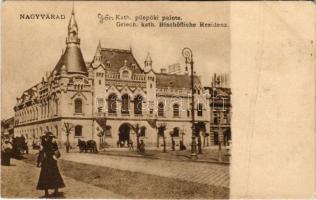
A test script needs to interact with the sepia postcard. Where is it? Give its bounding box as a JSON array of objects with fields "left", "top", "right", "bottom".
[{"left": 1, "top": 1, "right": 315, "bottom": 199}]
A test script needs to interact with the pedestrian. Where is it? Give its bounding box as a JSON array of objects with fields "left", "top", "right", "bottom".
[
  {"left": 171, "top": 139, "right": 175, "bottom": 151},
  {"left": 37, "top": 136, "right": 44, "bottom": 167},
  {"left": 129, "top": 140, "right": 134, "bottom": 151},
  {"left": 116, "top": 140, "right": 120, "bottom": 148},
  {"left": 36, "top": 132, "right": 65, "bottom": 197},
  {"left": 179, "top": 140, "right": 186, "bottom": 151},
  {"left": 1, "top": 140, "right": 13, "bottom": 166},
  {"left": 139, "top": 139, "right": 145, "bottom": 154}
]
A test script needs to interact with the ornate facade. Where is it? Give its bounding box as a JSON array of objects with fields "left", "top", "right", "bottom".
[{"left": 13, "top": 11, "right": 213, "bottom": 149}]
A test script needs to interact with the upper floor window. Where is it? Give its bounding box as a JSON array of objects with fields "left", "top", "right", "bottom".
[
  {"left": 122, "top": 70, "right": 129, "bottom": 79},
  {"left": 74, "top": 98, "right": 83, "bottom": 113},
  {"left": 197, "top": 103, "right": 203, "bottom": 116},
  {"left": 108, "top": 94, "right": 117, "bottom": 114},
  {"left": 173, "top": 104, "right": 180, "bottom": 117},
  {"left": 158, "top": 102, "right": 164, "bottom": 117},
  {"left": 121, "top": 94, "right": 130, "bottom": 114},
  {"left": 75, "top": 125, "right": 82, "bottom": 137},
  {"left": 106, "top": 61, "right": 111, "bottom": 68},
  {"left": 97, "top": 98, "right": 104, "bottom": 113},
  {"left": 134, "top": 95, "right": 143, "bottom": 115}
]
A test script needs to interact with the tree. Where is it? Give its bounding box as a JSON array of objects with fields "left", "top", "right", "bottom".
[
  {"left": 62, "top": 122, "right": 74, "bottom": 153},
  {"left": 97, "top": 128, "right": 105, "bottom": 150},
  {"left": 169, "top": 131, "right": 175, "bottom": 151}
]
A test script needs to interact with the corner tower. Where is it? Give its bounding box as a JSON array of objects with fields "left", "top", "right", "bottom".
[{"left": 54, "top": 9, "right": 87, "bottom": 75}]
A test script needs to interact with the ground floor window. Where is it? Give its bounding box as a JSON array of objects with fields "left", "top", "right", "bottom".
[{"left": 75, "top": 125, "right": 82, "bottom": 137}]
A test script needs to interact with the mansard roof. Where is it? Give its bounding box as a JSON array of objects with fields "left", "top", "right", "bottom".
[
  {"left": 54, "top": 46, "right": 87, "bottom": 75},
  {"left": 98, "top": 48, "right": 143, "bottom": 73},
  {"left": 156, "top": 73, "right": 201, "bottom": 89}
]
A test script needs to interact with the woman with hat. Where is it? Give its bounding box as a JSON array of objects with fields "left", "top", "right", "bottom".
[{"left": 36, "top": 132, "right": 65, "bottom": 197}]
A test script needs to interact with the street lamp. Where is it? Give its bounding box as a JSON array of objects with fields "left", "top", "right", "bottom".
[{"left": 182, "top": 47, "right": 197, "bottom": 160}]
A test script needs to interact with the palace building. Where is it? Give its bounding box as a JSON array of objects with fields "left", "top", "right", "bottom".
[{"left": 13, "top": 10, "right": 215, "bottom": 149}]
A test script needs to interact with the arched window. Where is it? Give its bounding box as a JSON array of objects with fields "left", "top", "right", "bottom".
[
  {"left": 158, "top": 102, "right": 164, "bottom": 117},
  {"left": 134, "top": 95, "right": 143, "bottom": 115},
  {"left": 75, "top": 125, "right": 82, "bottom": 137},
  {"left": 173, "top": 127, "right": 180, "bottom": 137},
  {"left": 197, "top": 103, "right": 203, "bottom": 116},
  {"left": 74, "top": 99, "right": 83, "bottom": 113},
  {"left": 108, "top": 94, "right": 117, "bottom": 114},
  {"left": 173, "top": 104, "right": 180, "bottom": 117},
  {"left": 122, "top": 70, "right": 129, "bottom": 79},
  {"left": 121, "top": 94, "right": 130, "bottom": 114}
]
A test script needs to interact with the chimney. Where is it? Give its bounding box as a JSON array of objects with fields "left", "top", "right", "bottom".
[{"left": 160, "top": 68, "right": 167, "bottom": 73}]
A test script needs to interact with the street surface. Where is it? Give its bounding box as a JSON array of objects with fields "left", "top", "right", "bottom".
[
  {"left": 62, "top": 152, "right": 229, "bottom": 188},
  {"left": 1, "top": 159, "right": 124, "bottom": 198}
]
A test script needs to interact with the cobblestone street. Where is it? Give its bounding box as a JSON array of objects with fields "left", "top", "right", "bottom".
[{"left": 62, "top": 152, "right": 229, "bottom": 188}]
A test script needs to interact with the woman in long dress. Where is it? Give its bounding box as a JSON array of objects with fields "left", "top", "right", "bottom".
[{"left": 36, "top": 132, "right": 65, "bottom": 197}]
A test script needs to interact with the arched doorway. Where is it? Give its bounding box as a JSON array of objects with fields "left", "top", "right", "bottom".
[{"left": 118, "top": 123, "right": 131, "bottom": 147}]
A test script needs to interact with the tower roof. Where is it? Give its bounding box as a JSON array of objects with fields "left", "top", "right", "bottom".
[
  {"left": 54, "top": 9, "right": 87, "bottom": 75},
  {"left": 145, "top": 52, "right": 152, "bottom": 62},
  {"left": 54, "top": 45, "right": 87, "bottom": 75}
]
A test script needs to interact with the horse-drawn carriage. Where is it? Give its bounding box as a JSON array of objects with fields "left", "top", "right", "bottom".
[
  {"left": 77, "top": 139, "right": 98, "bottom": 153},
  {"left": 11, "top": 136, "right": 29, "bottom": 158}
]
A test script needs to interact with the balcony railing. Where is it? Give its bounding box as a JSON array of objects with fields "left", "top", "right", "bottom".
[{"left": 132, "top": 74, "right": 146, "bottom": 81}]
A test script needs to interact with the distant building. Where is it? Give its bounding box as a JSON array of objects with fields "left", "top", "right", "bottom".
[
  {"left": 13, "top": 10, "right": 212, "bottom": 149},
  {"left": 167, "top": 63, "right": 185, "bottom": 75},
  {"left": 204, "top": 73, "right": 232, "bottom": 146},
  {"left": 211, "top": 73, "right": 230, "bottom": 88},
  {"left": 1, "top": 117, "right": 14, "bottom": 138}
]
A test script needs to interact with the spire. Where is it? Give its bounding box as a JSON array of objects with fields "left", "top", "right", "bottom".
[
  {"left": 144, "top": 52, "right": 152, "bottom": 67},
  {"left": 93, "top": 40, "right": 102, "bottom": 62},
  {"left": 97, "top": 40, "right": 101, "bottom": 49},
  {"left": 66, "top": 9, "right": 80, "bottom": 45}
]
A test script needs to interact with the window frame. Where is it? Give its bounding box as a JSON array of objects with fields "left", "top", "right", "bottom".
[
  {"left": 74, "top": 125, "right": 82, "bottom": 137},
  {"left": 173, "top": 104, "right": 180, "bottom": 117},
  {"left": 74, "top": 98, "right": 83, "bottom": 114}
]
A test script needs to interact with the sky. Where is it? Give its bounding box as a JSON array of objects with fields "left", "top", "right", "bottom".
[{"left": 1, "top": 1, "right": 230, "bottom": 119}]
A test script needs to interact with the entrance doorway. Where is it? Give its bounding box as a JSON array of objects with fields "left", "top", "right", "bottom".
[{"left": 119, "top": 123, "right": 131, "bottom": 147}]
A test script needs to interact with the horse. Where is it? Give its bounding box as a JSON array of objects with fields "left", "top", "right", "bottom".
[
  {"left": 78, "top": 139, "right": 98, "bottom": 153},
  {"left": 77, "top": 139, "right": 87, "bottom": 153},
  {"left": 86, "top": 140, "right": 98, "bottom": 153}
]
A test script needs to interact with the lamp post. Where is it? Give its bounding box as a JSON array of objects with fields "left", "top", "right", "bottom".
[{"left": 182, "top": 47, "right": 197, "bottom": 160}]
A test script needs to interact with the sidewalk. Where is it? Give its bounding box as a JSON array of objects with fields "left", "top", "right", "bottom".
[{"left": 1, "top": 159, "right": 125, "bottom": 198}]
